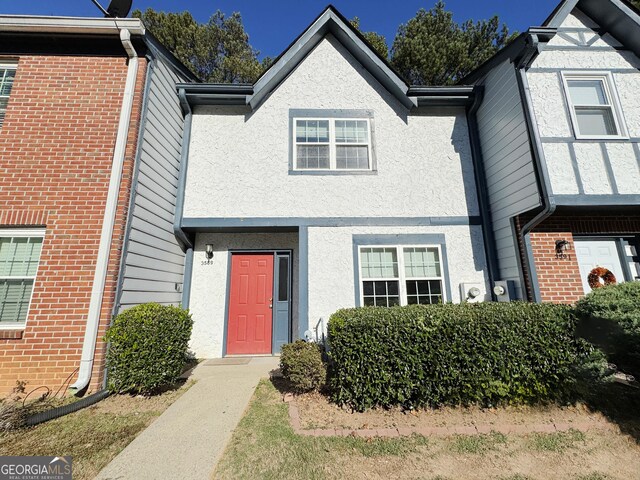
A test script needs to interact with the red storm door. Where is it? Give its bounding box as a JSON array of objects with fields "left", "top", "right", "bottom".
[{"left": 227, "top": 253, "right": 274, "bottom": 355}]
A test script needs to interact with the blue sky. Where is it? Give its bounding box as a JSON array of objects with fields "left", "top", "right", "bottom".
[{"left": 1, "top": 1, "right": 560, "bottom": 59}]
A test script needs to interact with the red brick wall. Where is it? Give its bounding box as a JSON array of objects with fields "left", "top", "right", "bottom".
[
  {"left": 519, "top": 214, "right": 640, "bottom": 304},
  {"left": 0, "top": 54, "right": 147, "bottom": 396}
]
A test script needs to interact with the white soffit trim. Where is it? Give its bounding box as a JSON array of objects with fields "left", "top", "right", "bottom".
[{"left": 0, "top": 15, "right": 145, "bottom": 36}]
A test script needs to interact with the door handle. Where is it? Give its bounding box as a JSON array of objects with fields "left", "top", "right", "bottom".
[{"left": 269, "top": 298, "right": 273, "bottom": 309}]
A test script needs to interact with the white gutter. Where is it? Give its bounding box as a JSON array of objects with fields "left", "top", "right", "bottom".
[
  {"left": 0, "top": 16, "right": 144, "bottom": 36},
  {"left": 70, "top": 28, "right": 138, "bottom": 391}
]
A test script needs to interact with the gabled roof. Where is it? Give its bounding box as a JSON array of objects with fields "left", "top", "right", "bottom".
[
  {"left": 177, "top": 5, "right": 480, "bottom": 110},
  {"left": 462, "top": 0, "right": 640, "bottom": 85},
  {"left": 249, "top": 5, "right": 412, "bottom": 109},
  {"left": 543, "top": 0, "right": 640, "bottom": 59}
]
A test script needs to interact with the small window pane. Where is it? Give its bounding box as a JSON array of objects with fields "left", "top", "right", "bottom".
[
  {"left": 0, "top": 279, "right": 34, "bottom": 323},
  {"left": 296, "top": 145, "right": 329, "bottom": 169},
  {"left": 277, "top": 256, "right": 289, "bottom": 302},
  {"left": 335, "top": 120, "right": 368, "bottom": 143},
  {"left": 336, "top": 146, "right": 369, "bottom": 170},
  {"left": 362, "top": 280, "right": 400, "bottom": 307},
  {"left": 575, "top": 107, "right": 617, "bottom": 136},
  {"left": 567, "top": 80, "right": 607, "bottom": 105},
  {"left": 360, "top": 247, "right": 398, "bottom": 279},
  {"left": 0, "top": 68, "right": 15, "bottom": 97},
  {"left": 0, "top": 237, "right": 43, "bottom": 277},
  {"left": 405, "top": 280, "right": 443, "bottom": 305},
  {"left": 404, "top": 247, "right": 441, "bottom": 278},
  {"left": 296, "top": 120, "right": 329, "bottom": 143}
]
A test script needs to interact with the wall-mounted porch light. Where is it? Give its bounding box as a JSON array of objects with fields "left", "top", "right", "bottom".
[
  {"left": 205, "top": 244, "right": 214, "bottom": 259},
  {"left": 555, "top": 239, "right": 571, "bottom": 259}
]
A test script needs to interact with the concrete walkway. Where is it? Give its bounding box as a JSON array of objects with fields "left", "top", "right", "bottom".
[{"left": 96, "top": 357, "right": 279, "bottom": 480}]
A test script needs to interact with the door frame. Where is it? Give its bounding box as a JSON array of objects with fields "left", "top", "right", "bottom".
[
  {"left": 573, "top": 235, "right": 639, "bottom": 285},
  {"left": 222, "top": 249, "right": 293, "bottom": 356}
]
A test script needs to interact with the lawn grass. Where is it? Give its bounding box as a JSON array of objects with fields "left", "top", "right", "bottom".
[
  {"left": 214, "top": 379, "right": 640, "bottom": 480},
  {"left": 0, "top": 382, "right": 191, "bottom": 480},
  {"left": 528, "top": 429, "right": 586, "bottom": 452}
]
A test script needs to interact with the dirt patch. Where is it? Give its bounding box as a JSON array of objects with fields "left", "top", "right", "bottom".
[
  {"left": 92, "top": 385, "right": 188, "bottom": 415},
  {"left": 295, "top": 391, "right": 612, "bottom": 432},
  {"left": 0, "top": 381, "right": 193, "bottom": 480},
  {"left": 216, "top": 380, "right": 640, "bottom": 480},
  {"left": 335, "top": 431, "right": 640, "bottom": 480}
]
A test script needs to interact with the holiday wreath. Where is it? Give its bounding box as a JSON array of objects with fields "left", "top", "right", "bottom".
[{"left": 587, "top": 266, "right": 617, "bottom": 289}]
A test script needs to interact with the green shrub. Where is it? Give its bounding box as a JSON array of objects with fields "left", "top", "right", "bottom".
[
  {"left": 105, "top": 303, "right": 193, "bottom": 395},
  {"left": 575, "top": 282, "right": 640, "bottom": 377},
  {"left": 280, "top": 340, "right": 326, "bottom": 392},
  {"left": 328, "top": 303, "right": 592, "bottom": 411}
]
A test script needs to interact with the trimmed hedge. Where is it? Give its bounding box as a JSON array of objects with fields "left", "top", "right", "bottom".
[
  {"left": 280, "top": 340, "right": 326, "bottom": 392},
  {"left": 328, "top": 303, "right": 591, "bottom": 411},
  {"left": 575, "top": 282, "right": 640, "bottom": 377},
  {"left": 105, "top": 303, "right": 193, "bottom": 395}
]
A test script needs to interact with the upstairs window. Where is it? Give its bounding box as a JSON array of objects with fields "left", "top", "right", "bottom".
[
  {"left": 562, "top": 72, "right": 627, "bottom": 139},
  {"left": 294, "top": 118, "right": 372, "bottom": 171},
  {"left": 0, "top": 230, "right": 44, "bottom": 326},
  {"left": 0, "top": 64, "right": 16, "bottom": 129},
  {"left": 359, "top": 245, "right": 445, "bottom": 307}
]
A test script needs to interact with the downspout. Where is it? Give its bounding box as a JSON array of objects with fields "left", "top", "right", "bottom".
[
  {"left": 70, "top": 29, "right": 139, "bottom": 392},
  {"left": 466, "top": 86, "right": 499, "bottom": 300},
  {"left": 174, "top": 88, "right": 193, "bottom": 251},
  {"left": 175, "top": 89, "right": 194, "bottom": 309},
  {"left": 515, "top": 33, "right": 556, "bottom": 302}
]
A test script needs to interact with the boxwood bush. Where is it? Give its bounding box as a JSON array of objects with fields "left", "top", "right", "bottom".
[
  {"left": 280, "top": 340, "right": 326, "bottom": 392},
  {"left": 328, "top": 303, "right": 592, "bottom": 411},
  {"left": 105, "top": 303, "right": 193, "bottom": 395},
  {"left": 575, "top": 282, "right": 640, "bottom": 377}
]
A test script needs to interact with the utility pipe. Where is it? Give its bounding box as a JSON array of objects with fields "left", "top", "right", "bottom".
[{"left": 70, "top": 28, "right": 139, "bottom": 392}]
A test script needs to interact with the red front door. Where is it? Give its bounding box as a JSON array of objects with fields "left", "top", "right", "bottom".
[{"left": 226, "top": 253, "right": 274, "bottom": 355}]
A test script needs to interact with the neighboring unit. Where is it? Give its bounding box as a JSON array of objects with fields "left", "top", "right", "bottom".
[
  {"left": 0, "top": 16, "right": 195, "bottom": 395},
  {"left": 465, "top": 0, "right": 640, "bottom": 303},
  {"left": 176, "top": 7, "right": 491, "bottom": 358}
]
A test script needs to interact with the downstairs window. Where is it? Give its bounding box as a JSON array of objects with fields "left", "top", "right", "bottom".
[
  {"left": 0, "top": 230, "right": 44, "bottom": 326},
  {"left": 359, "top": 245, "right": 444, "bottom": 307}
]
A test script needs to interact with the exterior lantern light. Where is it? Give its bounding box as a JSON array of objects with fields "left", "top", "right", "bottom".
[{"left": 205, "top": 244, "right": 214, "bottom": 259}]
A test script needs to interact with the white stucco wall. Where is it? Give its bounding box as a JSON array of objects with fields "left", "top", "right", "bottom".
[
  {"left": 527, "top": 9, "right": 640, "bottom": 196},
  {"left": 187, "top": 225, "right": 487, "bottom": 357},
  {"left": 188, "top": 232, "right": 299, "bottom": 358},
  {"left": 184, "top": 35, "right": 478, "bottom": 219},
  {"left": 306, "top": 225, "right": 489, "bottom": 328}
]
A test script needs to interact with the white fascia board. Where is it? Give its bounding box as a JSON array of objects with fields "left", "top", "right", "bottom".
[{"left": 0, "top": 16, "right": 145, "bottom": 36}]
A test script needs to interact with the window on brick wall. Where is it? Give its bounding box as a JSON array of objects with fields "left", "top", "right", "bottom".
[
  {"left": 0, "top": 229, "right": 44, "bottom": 327},
  {"left": 0, "top": 63, "right": 17, "bottom": 129}
]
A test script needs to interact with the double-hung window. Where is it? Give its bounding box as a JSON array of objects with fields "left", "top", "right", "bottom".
[
  {"left": 294, "top": 118, "right": 372, "bottom": 171},
  {"left": 0, "top": 63, "right": 16, "bottom": 129},
  {"left": 561, "top": 72, "right": 627, "bottom": 139},
  {"left": 359, "top": 245, "right": 445, "bottom": 307},
  {"left": 0, "top": 230, "right": 44, "bottom": 327}
]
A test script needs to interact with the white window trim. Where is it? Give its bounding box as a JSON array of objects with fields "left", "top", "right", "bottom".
[
  {"left": 293, "top": 117, "right": 373, "bottom": 171},
  {"left": 358, "top": 244, "right": 446, "bottom": 306},
  {"left": 0, "top": 228, "right": 45, "bottom": 330},
  {"left": 561, "top": 71, "right": 628, "bottom": 140}
]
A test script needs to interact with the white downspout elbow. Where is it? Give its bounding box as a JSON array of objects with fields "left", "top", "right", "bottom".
[{"left": 70, "top": 29, "right": 138, "bottom": 391}]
